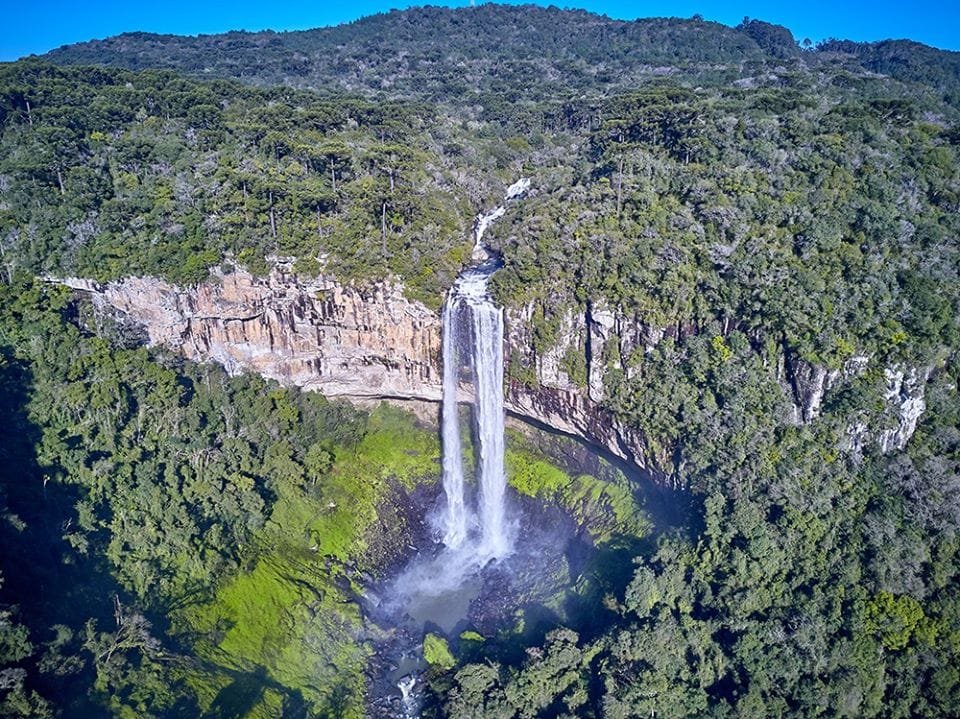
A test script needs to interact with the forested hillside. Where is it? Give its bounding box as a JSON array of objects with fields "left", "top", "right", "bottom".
[
  {"left": 39, "top": 7, "right": 784, "bottom": 99},
  {"left": 39, "top": 6, "right": 960, "bottom": 106},
  {"left": 0, "top": 62, "right": 482, "bottom": 304},
  {"left": 2, "top": 4, "right": 960, "bottom": 718}
]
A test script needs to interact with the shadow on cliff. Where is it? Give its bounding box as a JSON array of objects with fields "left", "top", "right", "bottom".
[{"left": 502, "top": 412, "right": 697, "bottom": 535}]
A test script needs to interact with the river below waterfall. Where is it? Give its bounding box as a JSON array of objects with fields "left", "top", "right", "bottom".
[{"left": 363, "top": 484, "right": 590, "bottom": 719}]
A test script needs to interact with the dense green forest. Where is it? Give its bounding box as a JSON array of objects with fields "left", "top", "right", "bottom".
[
  {"left": 2, "top": 4, "right": 960, "bottom": 718},
  {"left": 0, "top": 62, "right": 482, "bottom": 305}
]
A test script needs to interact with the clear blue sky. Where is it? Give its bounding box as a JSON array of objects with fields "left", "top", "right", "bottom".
[{"left": 2, "top": 0, "right": 958, "bottom": 62}]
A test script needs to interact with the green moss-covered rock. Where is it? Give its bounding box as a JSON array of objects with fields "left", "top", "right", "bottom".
[{"left": 424, "top": 633, "right": 456, "bottom": 670}]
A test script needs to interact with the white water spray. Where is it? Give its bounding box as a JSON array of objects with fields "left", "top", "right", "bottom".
[{"left": 439, "top": 179, "right": 529, "bottom": 560}]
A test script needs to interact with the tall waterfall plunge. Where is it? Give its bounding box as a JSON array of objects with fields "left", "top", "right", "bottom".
[
  {"left": 440, "top": 179, "right": 528, "bottom": 560},
  {"left": 440, "top": 295, "right": 467, "bottom": 548},
  {"left": 440, "top": 265, "right": 509, "bottom": 558},
  {"left": 471, "top": 297, "right": 508, "bottom": 558}
]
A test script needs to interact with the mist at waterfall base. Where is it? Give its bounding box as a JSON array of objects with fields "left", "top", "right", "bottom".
[{"left": 368, "top": 489, "right": 586, "bottom": 718}]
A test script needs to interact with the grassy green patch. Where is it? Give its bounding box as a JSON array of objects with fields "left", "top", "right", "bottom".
[
  {"left": 424, "top": 633, "right": 456, "bottom": 670},
  {"left": 505, "top": 446, "right": 650, "bottom": 542},
  {"left": 174, "top": 404, "right": 441, "bottom": 718},
  {"left": 340, "top": 404, "right": 442, "bottom": 490}
]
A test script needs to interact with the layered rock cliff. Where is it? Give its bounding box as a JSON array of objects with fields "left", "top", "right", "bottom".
[
  {"left": 60, "top": 264, "right": 927, "bottom": 479},
  {"left": 781, "top": 350, "right": 929, "bottom": 454},
  {"left": 63, "top": 266, "right": 442, "bottom": 401},
  {"left": 61, "top": 264, "right": 660, "bottom": 473},
  {"left": 503, "top": 302, "right": 660, "bottom": 471}
]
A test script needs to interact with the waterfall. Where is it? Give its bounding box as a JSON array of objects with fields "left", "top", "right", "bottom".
[
  {"left": 472, "top": 300, "right": 508, "bottom": 558},
  {"left": 440, "top": 298, "right": 467, "bottom": 548},
  {"left": 440, "top": 267, "right": 510, "bottom": 558},
  {"left": 439, "top": 179, "right": 528, "bottom": 560}
]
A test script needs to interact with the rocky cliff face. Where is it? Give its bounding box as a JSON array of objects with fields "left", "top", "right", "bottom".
[
  {"left": 782, "top": 350, "right": 928, "bottom": 455},
  {"left": 878, "top": 366, "right": 930, "bottom": 453},
  {"left": 61, "top": 265, "right": 927, "bottom": 479},
  {"left": 63, "top": 266, "right": 442, "bottom": 401},
  {"left": 502, "top": 301, "right": 662, "bottom": 472},
  {"left": 61, "top": 265, "right": 662, "bottom": 474}
]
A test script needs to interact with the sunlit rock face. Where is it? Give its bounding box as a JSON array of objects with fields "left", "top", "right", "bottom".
[
  {"left": 63, "top": 266, "right": 441, "bottom": 400},
  {"left": 781, "top": 349, "right": 929, "bottom": 455},
  {"left": 878, "top": 366, "right": 930, "bottom": 453},
  {"left": 61, "top": 266, "right": 662, "bottom": 475},
  {"left": 60, "top": 265, "right": 928, "bottom": 479}
]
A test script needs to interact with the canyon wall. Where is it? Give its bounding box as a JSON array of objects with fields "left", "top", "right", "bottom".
[
  {"left": 61, "top": 264, "right": 927, "bottom": 479},
  {"left": 61, "top": 265, "right": 660, "bottom": 474},
  {"left": 64, "top": 267, "right": 441, "bottom": 401}
]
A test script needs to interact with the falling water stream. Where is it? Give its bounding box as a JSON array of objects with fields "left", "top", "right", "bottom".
[
  {"left": 387, "top": 179, "right": 530, "bottom": 718},
  {"left": 440, "top": 296, "right": 467, "bottom": 548},
  {"left": 440, "top": 261, "right": 508, "bottom": 557},
  {"left": 470, "top": 291, "right": 508, "bottom": 558},
  {"left": 441, "top": 178, "right": 529, "bottom": 559}
]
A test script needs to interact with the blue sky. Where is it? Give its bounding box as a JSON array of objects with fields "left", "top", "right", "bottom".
[{"left": 2, "top": 1, "right": 958, "bottom": 62}]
